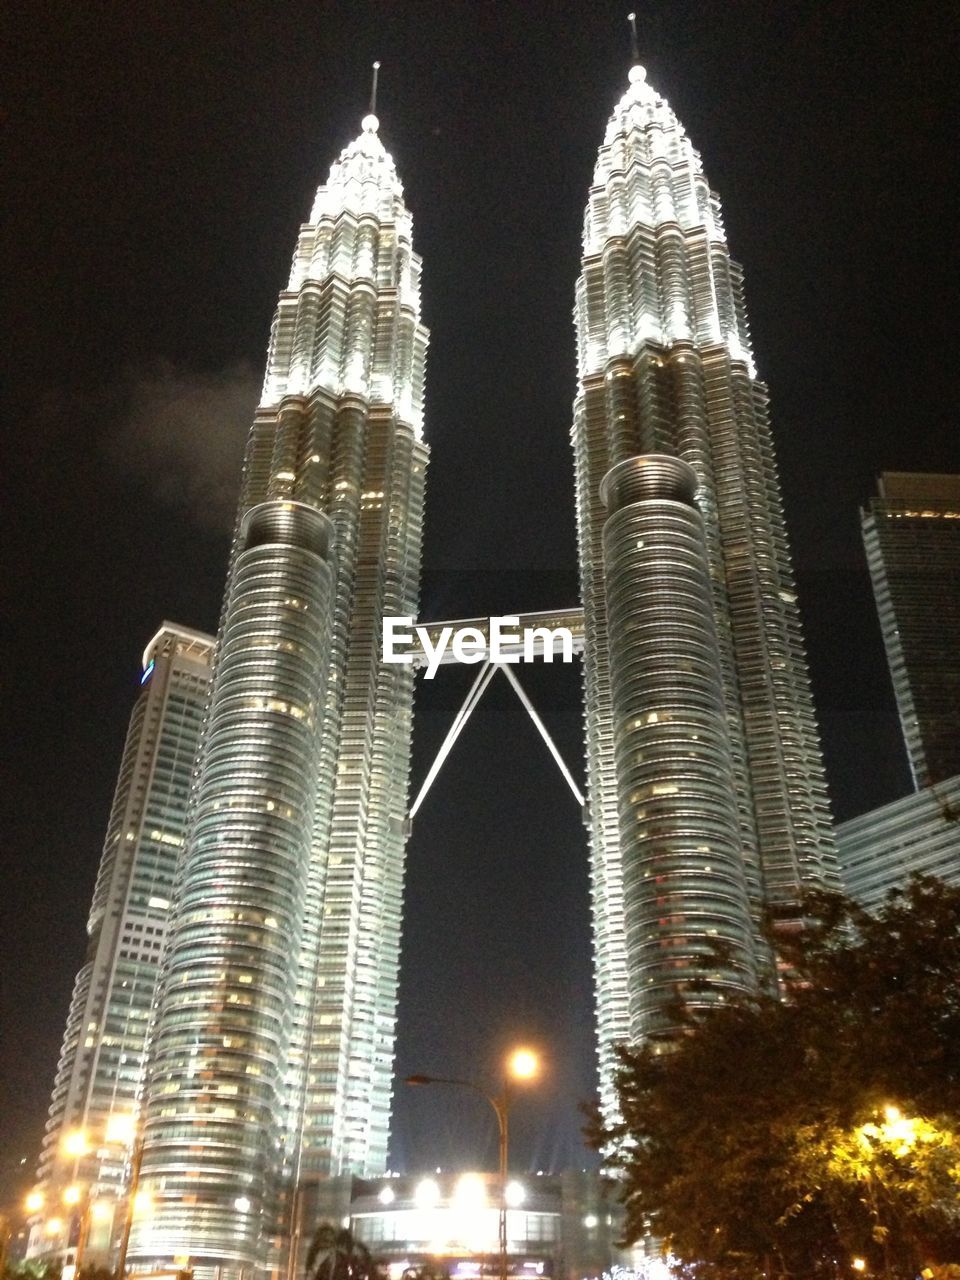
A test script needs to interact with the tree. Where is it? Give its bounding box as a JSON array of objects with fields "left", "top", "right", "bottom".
[
  {"left": 2, "top": 1264, "right": 62, "bottom": 1280},
  {"left": 587, "top": 877, "right": 960, "bottom": 1279},
  {"left": 305, "top": 1224, "right": 382, "bottom": 1280}
]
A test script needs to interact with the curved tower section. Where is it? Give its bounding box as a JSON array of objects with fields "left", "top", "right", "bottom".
[
  {"left": 137, "top": 504, "right": 335, "bottom": 1273},
  {"left": 132, "top": 111, "right": 429, "bottom": 1279},
  {"left": 601, "top": 455, "right": 758, "bottom": 1043},
  {"left": 573, "top": 64, "right": 838, "bottom": 1108}
]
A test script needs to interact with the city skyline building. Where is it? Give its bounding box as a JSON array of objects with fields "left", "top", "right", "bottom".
[
  {"left": 27, "top": 623, "right": 215, "bottom": 1268},
  {"left": 861, "top": 472, "right": 960, "bottom": 790},
  {"left": 837, "top": 774, "right": 960, "bottom": 910},
  {"left": 833, "top": 473, "right": 960, "bottom": 908},
  {"left": 128, "top": 106, "right": 429, "bottom": 1280},
  {"left": 572, "top": 61, "right": 839, "bottom": 1112}
]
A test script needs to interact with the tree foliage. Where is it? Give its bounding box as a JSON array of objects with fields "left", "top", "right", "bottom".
[
  {"left": 305, "top": 1224, "right": 383, "bottom": 1280},
  {"left": 2, "top": 1264, "right": 62, "bottom": 1280},
  {"left": 587, "top": 877, "right": 960, "bottom": 1279}
]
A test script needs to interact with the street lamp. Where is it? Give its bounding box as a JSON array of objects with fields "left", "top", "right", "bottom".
[
  {"left": 114, "top": 1128, "right": 147, "bottom": 1280},
  {"left": 35, "top": 1116, "right": 144, "bottom": 1279},
  {"left": 405, "top": 1046, "right": 541, "bottom": 1280}
]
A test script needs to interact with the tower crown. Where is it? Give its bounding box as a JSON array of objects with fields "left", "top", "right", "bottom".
[
  {"left": 586, "top": 65, "right": 709, "bottom": 253},
  {"left": 577, "top": 62, "right": 755, "bottom": 372},
  {"left": 264, "top": 111, "right": 426, "bottom": 428},
  {"left": 600, "top": 64, "right": 683, "bottom": 154},
  {"left": 310, "top": 114, "right": 404, "bottom": 222}
]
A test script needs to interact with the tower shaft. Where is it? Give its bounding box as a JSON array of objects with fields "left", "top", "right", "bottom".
[
  {"left": 132, "top": 115, "right": 429, "bottom": 1280},
  {"left": 574, "top": 65, "right": 838, "bottom": 1109}
]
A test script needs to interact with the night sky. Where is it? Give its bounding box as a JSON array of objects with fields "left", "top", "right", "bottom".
[{"left": 2, "top": 0, "right": 957, "bottom": 1210}]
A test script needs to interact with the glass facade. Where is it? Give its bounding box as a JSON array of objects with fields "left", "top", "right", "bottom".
[
  {"left": 136, "top": 503, "right": 336, "bottom": 1272},
  {"left": 837, "top": 773, "right": 960, "bottom": 910},
  {"left": 130, "top": 111, "right": 429, "bottom": 1280},
  {"left": 572, "top": 65, "right": 838, "bottom": 1111},
  {"left": 862, "top": 473, "right": 960, "bottom": 789},
  {"left": 600, "top": 456, "right": 759, "bottom": 1044},
  {"left": 27, "top": 624, "right": 215, "bottom": 1268}
]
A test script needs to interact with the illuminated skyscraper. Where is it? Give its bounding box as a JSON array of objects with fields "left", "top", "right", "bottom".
[
  {"left": 837, "top": 776, "right": 960, "bottom": 910},
  {"left": 130, "top": 108, "right": 428, "bottom": 1279},
  {"left": 862, "top": 472, "right": 960, "bottom": 789},
  {"left": 834, "top": 473, "right": 960, "bottom": 909},
  {"left": 27, "top": 623, "right": 215, "bottom": 1268},
  {"left": 572, "top": 61, "right": 839, "bottom": 1111}
]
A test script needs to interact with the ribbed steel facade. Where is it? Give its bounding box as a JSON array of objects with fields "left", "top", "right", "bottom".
[
  {"left": 601, "top": 456, "right": 759, "bottom": 1043},
  {"left": 573, "top": 66, "right": 838, "bottom": 1108},
  {"left": 136, "top": 503, "right": 336, "bottom": 1270},
  {"left": 131, "top": 113, "right": 429, "bottom": 1279},
  {"left": 837, "top": 773, "right": 960, "bottom": 911}
]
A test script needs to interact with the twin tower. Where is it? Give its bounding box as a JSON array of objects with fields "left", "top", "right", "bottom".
[{"left": 45, "top": 61, "right": 839, "bottom": 1280}]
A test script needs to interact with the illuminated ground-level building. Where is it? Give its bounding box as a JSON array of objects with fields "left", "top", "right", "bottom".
[
  {"left": 349, "top": 1171, "right": 629, "bottom": 1280},
  {"left": 837, "top": 774, "right": 960, "bottom": 910},
  {"left": 127, "top": 106, "right": 429, "bottom": 1280},
  {"left": 26, "top": 623, "right": 215, "bottom": 1269},
  {"left": 861, "top": 473, "right": 960, "bottom": 789},
  {"left": 572, "top": 61, "right": 839, "bottom": 1111}
]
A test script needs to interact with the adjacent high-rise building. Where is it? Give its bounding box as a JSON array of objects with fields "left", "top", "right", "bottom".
[
  {"left": 572, "top": 62, "right": 838, "bottom": 1110},
  {"left": 27, "top": 623, "right": 215, "bottom": 1267},
  {"left": 862, "top": 473, "right": 960, "bottom": 789},
  {"left": 833, "top": 474, "right": 960, "bottom": 906},
  {"left": 125, "top": 107, "right": 428, "bottom": 1280},
  {"left": 837, "top": 775, "right": 960, "bottom": 910}
]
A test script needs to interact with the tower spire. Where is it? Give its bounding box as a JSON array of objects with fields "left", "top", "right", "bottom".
[
  {"left": 627, "top": 11, "right": 640, "bottom": 65},
  {"left": 362, "top": 60, "right": 381, "bottom": 134}
]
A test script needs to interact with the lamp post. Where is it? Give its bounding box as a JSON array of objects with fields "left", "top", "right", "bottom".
[
  {"left": 115, "top": 1129, "right": 146, "bottom": 1280},
  {"left": 405, "top": 1047, "right": 539, "bottom": 1280},
  {"left": 62, "top": 1184, "right": 90, "bottom": 1278},
  {"left": 41, "top": 1115, "right": 143, "bottom": 1280}
]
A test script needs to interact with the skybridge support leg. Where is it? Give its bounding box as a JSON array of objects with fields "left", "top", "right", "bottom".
[{"left": 408, "top": 662, "right": 585, "bottom": 824}]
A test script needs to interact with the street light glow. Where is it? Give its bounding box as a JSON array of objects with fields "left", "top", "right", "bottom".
[
  {"left": 62, "top": 1184, "right": 82, "bottom": 1206},
  {"left": 105, "top": 1113, "right": 136, "bottom": 1144},
  {"left": 62, "top": 1129, "right": 89, "bottom": 1158},
  {"left": 25, "top": 1190, "right": 44, "bottom": 1214},
  {"left": 133, "top": 1189, "right": 153, "bottom": 1217},
  {"left": 454, "top": 1173, "right": 486, "bottom": 1209},
  {"left": 507, "top": 1047, "right": 539, "bottom": 1080},
  {"left": 403, "top": 1057, "right": 540, "bottom": 1280},
  {"left": 415, "top": 1178, "right": 440, "bottom": 1209},
  {"left": 505, "top": 1180, "right": 525, "bottom": 1207},
  {"left": 852, "top": 1259, "right": 866, "bottom": 1273}
]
